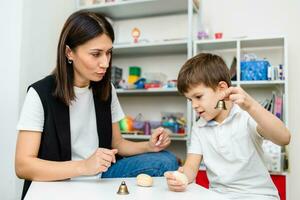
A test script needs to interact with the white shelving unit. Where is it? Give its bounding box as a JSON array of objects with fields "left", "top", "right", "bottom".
[
  {"left": 113, "top": 40, "right": 188, "bottom": 56},
  {"left": 77, "top": 0, "right": 196, "bottom": 160},
  {"left": 116, "top": 87, "right": 179, "bottom": 96},
  {"left": 77, "top": 0, "right": 189, "bottom": 20},
  {"left": 194, "top": 36, "right": 289, "bottom": 173}
]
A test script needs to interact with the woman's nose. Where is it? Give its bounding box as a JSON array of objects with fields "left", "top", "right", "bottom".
[{"left": 99, "top": 56, "right": 109, "bottom": 68}]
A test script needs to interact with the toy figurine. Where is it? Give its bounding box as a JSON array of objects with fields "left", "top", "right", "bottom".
[{"left": 131, "top": 27, "right": 141, "bottom": 43}]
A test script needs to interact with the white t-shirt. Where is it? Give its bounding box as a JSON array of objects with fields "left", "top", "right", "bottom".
[
  {"left": 17, "top": 84, "right": 125, "bottom": 162},
  {"left": 188, "top": 104, "right": 279, "bottom": 200}
]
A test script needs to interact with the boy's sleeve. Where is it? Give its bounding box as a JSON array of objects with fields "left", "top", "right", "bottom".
[
  {"left": 247, "top": 113, "right": 264, "bottom": 144},
  {"left": 187, "top": 125, "right": 203, "bottom": 155}
]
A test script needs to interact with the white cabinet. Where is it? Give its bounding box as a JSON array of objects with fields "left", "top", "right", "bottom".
[
  {"left": 77, "top": 1, "right": 289, "bottom": 171},
  {"left": 76, "top": 0, "right": 196, "bottom": 161},
  {"left": 194, "top": 36, "right": 288, "bottom": 172}
]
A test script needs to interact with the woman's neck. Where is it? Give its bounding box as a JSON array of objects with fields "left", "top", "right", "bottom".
[{"left": 74, "top": 76, "right": 90, "bottom": 88}]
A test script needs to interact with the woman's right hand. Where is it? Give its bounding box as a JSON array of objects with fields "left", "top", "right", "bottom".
[
  {"left": 164, "top": 167, "right": 188, "bottom": 192},
  {"left": 82, "top": 148, "right": 118, "bottom": 176}
]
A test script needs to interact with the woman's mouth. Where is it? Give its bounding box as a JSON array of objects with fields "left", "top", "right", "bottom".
[{"left": 95, "top": 72, "right": 105, "bottom": 76}]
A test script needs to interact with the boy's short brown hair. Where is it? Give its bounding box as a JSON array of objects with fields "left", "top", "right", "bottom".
[{"left": 177, "top": 53, "right": 231, "bottom": 94}]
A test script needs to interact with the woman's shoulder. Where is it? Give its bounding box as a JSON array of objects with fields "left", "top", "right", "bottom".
[{"left": 29, "top": 75, "right": 56, "bottom": 93}]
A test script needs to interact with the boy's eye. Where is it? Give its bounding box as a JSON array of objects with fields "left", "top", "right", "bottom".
[{"left": 196, "top": 95, "right": 202, "bottom": 99}]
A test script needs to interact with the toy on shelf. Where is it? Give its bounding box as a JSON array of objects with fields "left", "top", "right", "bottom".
[
  {"left": 241, "top": 54, "right": 270, "bottom": 81},
  {"left": 128, "top": 66, "right": 141, "bottom": 84},
  {"left": 214, "top": 32, "right": 223, "bottom": 39},
  {"left": 119, "top": 116, "right": 134, "bottom": 132},
  {"left": 111, "top": 66, "right": 123, "bottom": 88},
  {"left": 161, "top": 112, "right": 186, "bottom": 134},
  {"left": 131, "top": 27, "right": 141, "bottom": 43}
]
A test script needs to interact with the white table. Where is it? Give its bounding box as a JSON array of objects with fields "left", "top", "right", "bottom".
[{"left": 25, "top": 177, "right": 227, "bottom": 200}]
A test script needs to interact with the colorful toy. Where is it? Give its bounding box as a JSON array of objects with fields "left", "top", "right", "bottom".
[
  {"left": 119, "top": 116, "right": 134, "bottom": 132},
  {"left": 131, "top": 27, "right": 141, "bottom": 43}
]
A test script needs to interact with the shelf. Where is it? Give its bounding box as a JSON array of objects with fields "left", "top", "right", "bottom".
[
  {"left": 239, "top": 80, "right": 285, "bottom": 88},
  {"left": 78, "top": 0, "right": 189, "bottom": 20},
  {"left": 194, "top": 36, "right": 285, "bottom": 51},
  {"left": 194, "top": 39, "right": 237, "bottom": 51},
  {"left": 116, "top": 88, "right": 180, "bottom": 96},
  {"left": 240, "top": 37, "right": 285, "bottom": 48},
  {"left": 113, "top": 39, "right": 188, "bottom": 56},
  {"left": 122, "top": 133, "right": 188, "bottom": 141}
]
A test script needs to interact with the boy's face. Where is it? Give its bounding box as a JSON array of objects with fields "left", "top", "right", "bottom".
[{"left": 184, "top": 83, "right": 226, "bottom": 123}]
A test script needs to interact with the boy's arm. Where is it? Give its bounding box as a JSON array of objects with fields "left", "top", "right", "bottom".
[
  {"left": 248, "top": 100, "right": 290, "bottom": 145},
  {"left": 182, "top": 153, "right": 203, "bottom": 183},
  {"left": 224, "top": 86, "right": 291, "bottom": 146},
  {"left": 164, "top": 153, "right": 202, "bottom": 192}
]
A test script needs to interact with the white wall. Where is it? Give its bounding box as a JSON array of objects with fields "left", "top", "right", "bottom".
[
  {"left": 0, "top": 0, "right": 74, "bottom": 199},
  {"left": 200, "top": 0, "right": 300, "bottom": 199},
  {"left": 0, "top": 0, "right": 22, "bottom": 199},
  {"left": 20, "top": 0, "right": 75, "bottom": 105}
]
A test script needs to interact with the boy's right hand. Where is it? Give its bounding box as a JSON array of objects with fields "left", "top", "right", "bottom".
[
  {"left": 164, "top": 167, "right": 188, "bottom": 192},
  {"left": 82, "top": 148, "right": 118, "bottom": 176}
]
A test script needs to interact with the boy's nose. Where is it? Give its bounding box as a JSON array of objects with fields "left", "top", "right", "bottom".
[{"left": 192, "top": 101, "right": 199, "bottom": 109}]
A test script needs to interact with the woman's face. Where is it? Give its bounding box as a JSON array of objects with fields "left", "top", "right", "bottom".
[{"left": 66, "top": 34, "right": 113, "bottom": 87}]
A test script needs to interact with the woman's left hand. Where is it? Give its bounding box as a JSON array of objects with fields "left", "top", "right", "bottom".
[{"left": 148, "top": 127, "right": 171, "bottom": 152}]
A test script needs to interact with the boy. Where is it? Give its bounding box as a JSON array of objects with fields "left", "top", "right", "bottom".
[{"left": 165, "top": 53, "right": 291, "bottom": 200}]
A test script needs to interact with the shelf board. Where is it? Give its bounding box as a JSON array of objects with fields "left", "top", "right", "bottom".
[
  {"left": 113, "top": 39, "right": 188, "bottom": 56},
  {"left": 116, "top": 88, "right": 180, "bottom": 96},
  {"left": 240, "top": 37, "right": 285, "bottom": 48},
  {"left": 239, "top": 80, "right": 285, "bottom": 88},
  {"left": 122, "top": 133, "right": 187, "bottom": 141},
  {"left": 78, "top": 0, "right": 189, "bottom": 20},
  {"left": 194, "top": 39, "right": 237, "bottom": 51},
  {"left": 231, "top": 81, "right": 238, "bottom": 85}
]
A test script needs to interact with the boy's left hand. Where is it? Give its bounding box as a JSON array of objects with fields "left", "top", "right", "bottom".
[
  {"left": 148, "top": 127, "right": 171, "bottom": 152},
  {"left": 222, "top": 86, "right": 255, "bottom": 111}
]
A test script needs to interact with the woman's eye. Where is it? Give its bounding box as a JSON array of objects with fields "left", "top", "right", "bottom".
[{"left": 91, "top": 53, "right": 100, "bottom": 57}]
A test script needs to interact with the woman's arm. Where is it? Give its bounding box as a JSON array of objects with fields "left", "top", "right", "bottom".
[
  {"left": 15, "top": 131, "right": 117, "bottom": 181},
  {"left": 111, "top": 123, "right": 171, "bottom": 156}
]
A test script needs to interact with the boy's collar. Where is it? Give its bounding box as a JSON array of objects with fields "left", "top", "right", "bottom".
[{"left": 196, "top": 104, "right": 240, "bottom": 127}]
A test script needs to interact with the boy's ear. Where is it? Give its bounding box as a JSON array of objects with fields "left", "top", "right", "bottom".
[{"left": 217, "top": 81, "right": 229, "bottom": 91}]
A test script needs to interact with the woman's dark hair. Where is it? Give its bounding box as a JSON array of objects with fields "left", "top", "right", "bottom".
[{"left": 53, "top": 10, "right": 115, "bottom": 105}]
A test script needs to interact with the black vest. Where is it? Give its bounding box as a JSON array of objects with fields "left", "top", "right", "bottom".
[{"left": 21, "top": 75, "right": 112, "bottom": 199}]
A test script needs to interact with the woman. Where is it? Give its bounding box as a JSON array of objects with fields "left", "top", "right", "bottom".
[{"left": 15, "top": 10, "right": 178, "bottom": 199}]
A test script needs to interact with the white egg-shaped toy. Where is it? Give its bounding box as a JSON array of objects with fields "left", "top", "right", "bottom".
[
  {"left": 173, "top": 171, "right": 188, "bottom": 185},
  {"left": 136, "top": 174, "right": 153, "bottom": 187}
]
